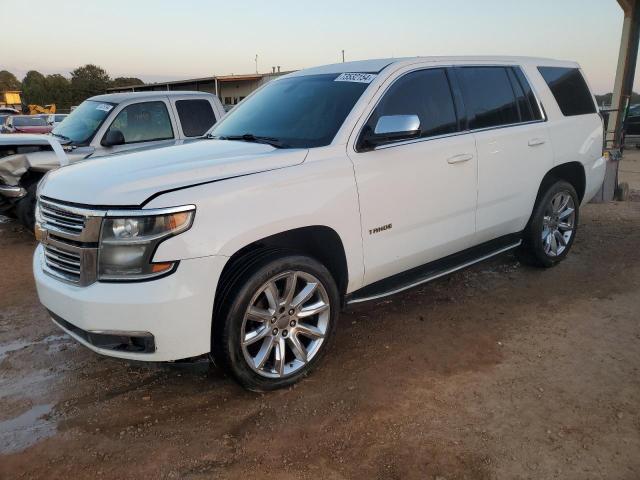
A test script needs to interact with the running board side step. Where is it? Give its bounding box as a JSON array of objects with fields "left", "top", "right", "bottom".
[{"left": 345, "top": 234, "right": 522, "bottom": 305}]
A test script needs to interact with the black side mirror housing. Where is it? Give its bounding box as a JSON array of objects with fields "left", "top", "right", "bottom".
[{"left": 102, "top": 129, "right": 125, "bottom": 147}]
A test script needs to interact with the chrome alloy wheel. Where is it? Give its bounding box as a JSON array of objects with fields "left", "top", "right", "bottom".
[
  {"left": 542, "top": 191, "right": 576, "bottom": 257},
  {"left": 240, "top": 271, "right": 330, "bottom": 378}
]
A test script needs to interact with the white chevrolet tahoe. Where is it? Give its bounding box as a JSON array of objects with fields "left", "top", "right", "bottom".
[{"left": 33, "top": 57, "right": 606, "bottom": 391}]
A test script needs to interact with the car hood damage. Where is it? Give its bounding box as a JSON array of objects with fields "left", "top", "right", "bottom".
[
  {"left": 0, "top": 134, "right": 68, "bottom": 186},
  {"left": 39, "top": 140, "right": 309, "bottom": 206}
]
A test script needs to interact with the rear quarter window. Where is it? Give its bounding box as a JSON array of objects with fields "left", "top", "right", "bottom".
[
  {"left": 538, "top": 67, "right": 596, "bottom": 117},
  {"left": 175, "top": 99, "right": 217, "bottom": 137}
]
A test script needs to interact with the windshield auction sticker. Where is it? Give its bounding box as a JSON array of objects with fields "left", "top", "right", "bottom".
[
  {"left": 96, "top": 104, "right": 114, "bottom": 112},
  {"left": 334, "top": 73, "right": 377, "bottom": 83}
]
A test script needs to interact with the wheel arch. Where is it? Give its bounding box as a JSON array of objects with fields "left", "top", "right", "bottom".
[
  {"left": 215, "top": 225, "right": 350, "bottom": 304},
  {"left": 525, "top": 161, "right": 585, "bottom": 232},
  {"left": 19, "top": 168, "right": 46, "bottom": 188},
  {"left": 535, "top": 162, "right": 586, "bottom": 206}
]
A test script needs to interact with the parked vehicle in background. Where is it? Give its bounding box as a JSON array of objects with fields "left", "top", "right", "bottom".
[
  {"left": 0, "top": 91, "right": 225, "bottom": 229},
  {"left": 0, "top": 107, "right": 19, "bottom": 115},
  {"left": 33, "top": 56, "right": 605, "bottom": 391},
  {"left": 623, "top": 104, "right": 640, "bottom": 148},
  {"left": 0, "top": 134, "right": 67, "bottom": 220},
  {"left": 47, "top": 114, "right": 68, "bottom": 126},
  {"left": 1, "top": 115, "right": 53, "bottom": 134}
]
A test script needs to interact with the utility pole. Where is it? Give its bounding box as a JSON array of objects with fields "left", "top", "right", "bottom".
[
  {"left": 341, "top": 50, "right": 345, "bottom": 63},
  {"left": 255, "top": 54, "right": 258, "bottom": 74}
]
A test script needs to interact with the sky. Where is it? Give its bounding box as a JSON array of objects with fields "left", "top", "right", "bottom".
[{"left": 0, "top": 0, "right": 632, "bottom": 94}]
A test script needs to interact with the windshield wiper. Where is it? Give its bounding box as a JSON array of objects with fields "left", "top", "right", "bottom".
[
  {"left": 210, "top": 133, "right": 289, "bottom": 149},
  {"left": 51, "top": 132, "right": 70, "bottom": 141}
]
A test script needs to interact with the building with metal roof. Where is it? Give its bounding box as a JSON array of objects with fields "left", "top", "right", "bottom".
[{"left": 107, "top": 68, "right": 293, "bottom": 108}]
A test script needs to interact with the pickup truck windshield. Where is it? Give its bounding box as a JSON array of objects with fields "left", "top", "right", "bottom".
[
  {"left": 52, "top": 100, "right": 115, "bottom": 145},
  {"left": 210, "top": 73, "right": 371, "bottom": 148}
]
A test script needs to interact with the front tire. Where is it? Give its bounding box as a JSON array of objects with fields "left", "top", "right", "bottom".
[
  {"left": 214, "top": 253, "right": 339, "bottom": 391},
  {"left": 15, "top": 181, "right": 38, "bottom": 232},
  {"left": 518, "top": 180, "right": 579, "bottom": 268}
]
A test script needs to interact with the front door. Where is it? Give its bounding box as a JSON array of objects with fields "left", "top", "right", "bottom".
[
  {"left": 348, "top": 67, "right": 478, "bottom": 286},
  {"left": 96, "top": 99, "right": 178, "bottom": 157}
]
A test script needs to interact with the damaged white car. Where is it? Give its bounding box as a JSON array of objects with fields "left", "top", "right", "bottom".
[
  {"left": 0, "top": 91, "right": 225, "bottom": 230},
  {"left": 0, "top": 134, "right": 68, "bottom": 227}
]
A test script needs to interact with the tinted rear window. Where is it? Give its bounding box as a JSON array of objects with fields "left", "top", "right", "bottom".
[
  {"left": 457, "top": 67, "right": 520, "bottom": 129},
  {"left": 176, "top": 99, "right": 216, "bottom": 137},
  {"left": 538, "top": 67, "right": 596, "bottom": 116}
]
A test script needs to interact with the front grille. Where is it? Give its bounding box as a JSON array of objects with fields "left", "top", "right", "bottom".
[
  {"left": 43, "top": 244, "right": 82, "bottom": 283},
  {"left": 39, "top": 200, "right": 85, "bottom": 234},
  {"left": 37, "top": 197, "right": 105, "bottom": 286}
]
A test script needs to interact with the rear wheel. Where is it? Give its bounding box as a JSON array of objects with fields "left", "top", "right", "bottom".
[
  {"left": 518, "top": 180, "right": 579, "bottom": 268},
  {"left": 214, "top": 253, "right": 339, "bottom": 391}
]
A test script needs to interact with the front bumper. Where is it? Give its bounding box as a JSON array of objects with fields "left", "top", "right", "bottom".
[{"left": 34, "top": 244, "right": 228, "bottom": 361}]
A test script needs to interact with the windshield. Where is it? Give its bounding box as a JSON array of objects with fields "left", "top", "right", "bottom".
[
  {"left": 14, "top": 116, "right": 48, "bottom": 127},
  {"left": 210, "top": 73, "right": 372, "bottom": 148},
  {"left": 52, "top": 100, "right": 115, "bottom": 144}
]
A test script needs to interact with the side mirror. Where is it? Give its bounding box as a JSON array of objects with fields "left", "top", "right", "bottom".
[
  {"left": 101, "top": 129, "right": 125, "bottom": 147},
  {"left": 359, "top": 114, "right": 420, "bottom": 150}
]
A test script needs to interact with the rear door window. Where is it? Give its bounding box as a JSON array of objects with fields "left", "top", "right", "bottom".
[
  {"left": 175, "top": 99, "right": 217, "bottom": 137},
  {"left": 512, "top": 67, "right": 543, "bottom": 121},
  {"left": 106, "top": 101, "right": 174, "bottom": 144},
  {"left": 537, "top": 67, "right": 596, "bottom": 116},
  {"left": 457, "top": 67, "right": 520, "bottom": 129},
  {"left": 364, "top": 68, "right": 459, "bottom": 140}
]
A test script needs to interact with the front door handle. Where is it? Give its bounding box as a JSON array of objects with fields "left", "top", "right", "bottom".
[
  {"left": 528, "top": 138, "right": 546, "bottom": 147},
  {"left": 447, "top": 153, "right": 473, "bottom": 164}
]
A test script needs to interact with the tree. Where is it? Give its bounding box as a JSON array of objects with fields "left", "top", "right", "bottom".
[
  {"left": 22, "top": 70, "right": 48, "bottom": 106},
  {"left": 70, "top": 64, "right": 111, "bottom": 103},
  {"left": 0, "top": 70, "right": 21, "bottom": 92},
  {"left": 46, "top": 74, "right": 72, "bottom": 110},
  {"left": 111, "top": 77, "right": 144, "bottom": 88}
]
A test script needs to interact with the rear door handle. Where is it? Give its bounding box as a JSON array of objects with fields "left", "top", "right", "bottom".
[
  {"left": 447, "top": 153, "right": 473, "bottom": 164},
  {"left": 528, "top": 138, "right": 546, "bottom": 147}
]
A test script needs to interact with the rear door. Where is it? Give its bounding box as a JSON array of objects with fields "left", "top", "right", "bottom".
[
  {"left": 455, "top": 66, "right": 553, "bottom": 242},
  {"left": 348, "top": 66, "right": 478, "bottom": 285}
]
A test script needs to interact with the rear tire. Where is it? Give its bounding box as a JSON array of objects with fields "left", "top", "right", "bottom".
[
  {"left": 517, "top": 180, "right": 579, "bottom": 268},
  {"left": 213, "top": 252, "right": 339, "bottom": 391}
]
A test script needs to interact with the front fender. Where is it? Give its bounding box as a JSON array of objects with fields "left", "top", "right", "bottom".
[{"left": 145, "top": 152, "right": 365, "bottom": 293}]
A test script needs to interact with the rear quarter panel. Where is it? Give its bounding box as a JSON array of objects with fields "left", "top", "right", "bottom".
[{"left": 524, "top": 64, "right": 605, "bottom": 203}]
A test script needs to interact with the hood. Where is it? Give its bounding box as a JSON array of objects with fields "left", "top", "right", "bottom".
[{"left": 40, "top": 139, "right": 308, "bottom": 206}]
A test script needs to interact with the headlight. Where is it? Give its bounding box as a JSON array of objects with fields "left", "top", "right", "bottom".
[{"left": 98, "top": 206, "right": 195, "bottom": 281}]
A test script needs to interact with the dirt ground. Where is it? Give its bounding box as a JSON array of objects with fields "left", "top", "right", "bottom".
[{"left": 1, "top": 162, "right": 640, "bottom": 480}]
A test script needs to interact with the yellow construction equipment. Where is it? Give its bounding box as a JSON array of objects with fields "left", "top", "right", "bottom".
[
  {"left": 27, "top": 104, "right": 56, "bottom": 115},
  {"left": 0, "top": 91, "right": 22, "bottom": 110}
]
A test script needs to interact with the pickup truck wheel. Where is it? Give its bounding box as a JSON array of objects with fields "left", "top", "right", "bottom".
[
  {"left": 518, "top": 180, "right": 579, "bottom": 268},
  {"left": 216, "top": 254, "right": 339, "bottom": 391},
  {"left": 15, "top": 182, "right": 38, "bottom": 232}
]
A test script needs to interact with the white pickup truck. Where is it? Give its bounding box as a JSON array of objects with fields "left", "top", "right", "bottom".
[
  {"left": 33, "top": 56, "right": 605, "bottom": 391},
  {"left": 0, "top": 91, "right": 225, "bottom": 229}
]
